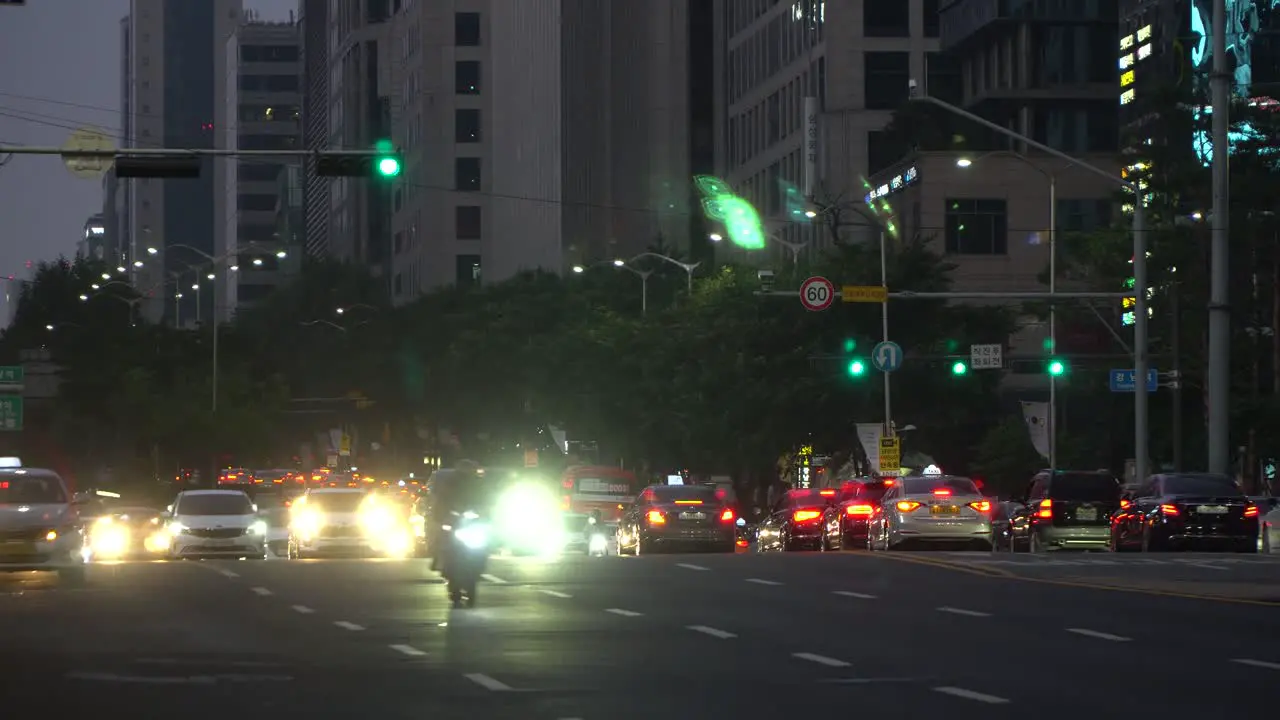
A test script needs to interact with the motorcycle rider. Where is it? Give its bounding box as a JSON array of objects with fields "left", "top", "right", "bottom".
[{"left": 428, "top": 460, "right": 488, "bottom": 574}]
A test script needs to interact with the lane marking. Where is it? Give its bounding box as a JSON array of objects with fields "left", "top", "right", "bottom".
[
  {"left": 1182, "top": 562, "right": 1229, "bottom": 571},
  {"left": 291, "top": 605, "right": 315, "bottom": 614},
  {"left": 135, "top": 658, "right": 285, "bottom": 667},
  {"left": 605, "top": 608, "right": 643, "bottom": 617},
  {"left": 480, "top": 573, "right": 506, "bottom": 584},
  {"left": 936, "top": 606, "right": 990, "bottom": 617},
  {"left": 464, "top": 673, "right": 513, "bottom": 691},
  {"left": 933, "top": 686, "right": 1010, "bottom": 704},
  {"left": 860, "top": 552, "right": 1017, "bottom": 578},
  {"left": 745, "top": 578, "right": 782, "bottom": 586},
  {"left": 1065, "top": 628, "right": 1131, "bottom": 642},
  {"left": 792, "top": 652, "right": 849, "bottom": 668},
  {"left": 250, "top": 586, "right": 272, "bottom": 596},
  {"left": 816, "top": 677, "right": 923, "bottom": 684},
  {"left": 333, "top": 621, "right": 365, "bottom": 631},
  {"left": 832, "top": 590, "right": 877, "bottom": 599},
  {"left": 537, "top": 589, "right": 572, "bottom": 599},
  {"left": 1232, "top": 658, "right": 1280, "bottom": 670},
  {"left": 389, "top": 644, "right": 427, "bottom": 657},
  {"left": 676, "top": 563, "right": 709, "bottom": 571},
  {"left": 217, "top": 568, "right": 239, "bottom": 578},
  {"left": 687, "top": 625, "right": 736, "bottom": 639}
]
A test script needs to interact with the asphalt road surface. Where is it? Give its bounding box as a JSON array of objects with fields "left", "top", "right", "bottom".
[{"left": 2, "top": 549, "right": 1278, "bottom": 719}]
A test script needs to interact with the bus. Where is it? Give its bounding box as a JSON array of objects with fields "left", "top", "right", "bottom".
[{"left": 560, "top": 465, "right": 642, "bottom": 522}]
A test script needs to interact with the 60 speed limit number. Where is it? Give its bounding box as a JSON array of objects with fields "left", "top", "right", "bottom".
[{"left": 799, "top": 276, "right": 836, "bottom": 312}]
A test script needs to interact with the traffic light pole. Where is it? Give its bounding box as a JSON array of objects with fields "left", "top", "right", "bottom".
[
  {"left": 0, "top": 146, "right": 391, "bottom": 159},
  {"left": 879, "top": 231, "right": 893, "bottom": 439}
]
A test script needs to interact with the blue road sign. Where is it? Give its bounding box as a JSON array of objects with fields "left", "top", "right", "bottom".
[
  {"left": 1108, "top": 368, "right": 1158, "bottom": 393},
  {"left": 871, "top": 341, "right": 903, "bottom": 373}
]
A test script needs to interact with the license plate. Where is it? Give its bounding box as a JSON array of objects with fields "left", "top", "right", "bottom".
[
  {"left": 0, "top": 542, "right": 33, "bottom": 555},
  {"left": 1076, "top": 508, "right": 1097, "bottom": 521},
  {"left": 679, "top": 512, "right": 706, "bottom": 520},
  {"left": 930, "top": 505, "right": 959, "bottom": 516},
  {"left": 1196, "top": 505, "right": 1228, "bottom": 515},
  {"left": 201, "top": 538, "right": 235, "bottom": 546}
]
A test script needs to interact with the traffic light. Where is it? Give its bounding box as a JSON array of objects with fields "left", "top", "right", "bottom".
[
  {"left": 847, "top": 359, "right": 866, "bottom": 377},
  {"left": 114, "top": 154, "right": 201, "bottom": 178},
  {"left": 315, "top": 141, "right": 403, "bottom": 178},
  {"left": 374, "top": 138, "right": 401, "bottom": 177},
  {"left": 950, "top": 360, "right": 968, "bottom": 376},
  {"left": 1047, "top": 358, "right": 1067, "bottom": 376}
]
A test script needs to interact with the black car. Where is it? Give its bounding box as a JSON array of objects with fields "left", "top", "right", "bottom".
[
  {"left": 616, "top": 484, "right": 736, "bottom": 554},
  {"left": 1111, "top": 472, "right": 1260, "bottom": 552},
  {"left": 990, "top": 500, "right": 1028, "bottom": 552},
  {"left": 819, "top": 479, "right": 893, "bottom": 551},
  {"left": 1010, "top": 470, "right": 1121, "bottom": 552},
  {"left": 757, "top": 489, "right": 836, "bottom": 552}
]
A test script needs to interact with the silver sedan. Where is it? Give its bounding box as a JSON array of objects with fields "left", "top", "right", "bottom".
[{"left": 867, "top": 475, "right": 992, "bottom": 551}]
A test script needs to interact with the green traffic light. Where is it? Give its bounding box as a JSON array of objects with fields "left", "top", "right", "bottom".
[
  {"left": 951, "top": 361, "right": 968, "bottom": 376},
  {"left": 376, "top": 156, "right": 401, "bottom": 177},
  {"left": 848, "top": 359, "right": 866, "bottom": 376},
  {"left": 1047, "top": 359, "right": 1066, "bottom": 376}
]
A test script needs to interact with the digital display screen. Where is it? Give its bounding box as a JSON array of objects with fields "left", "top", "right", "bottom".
[{"left": 1189, "top": 0, "right": 1280, "bottom": 164}]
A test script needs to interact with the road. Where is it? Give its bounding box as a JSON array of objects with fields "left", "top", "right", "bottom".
[{"left": 2, "top": 550, "right": 1278, "bottom": 719}]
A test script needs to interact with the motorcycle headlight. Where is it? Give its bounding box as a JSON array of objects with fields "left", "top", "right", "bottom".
[
  {"left": 455, "top": 523, "right": 489, "bottom": 549},
  {"left": 588, "top": 533, "right": 608, "bottom": 553}
]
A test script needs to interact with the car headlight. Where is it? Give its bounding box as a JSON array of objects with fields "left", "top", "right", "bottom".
[
  {"left": 455, "top": 523, "right": 489, "bottom": 549},
  {"left": 588, "top": 533, "right": 608, "bottom": 553},
  {"left": 90, "top": 524, "right": 131, "bottom": 558},
  {"left": 168, "top": 521, "right": 187, "bottom": 534},
  {"left": 248, "top": 521, "right": 268, "bottom": 535}
]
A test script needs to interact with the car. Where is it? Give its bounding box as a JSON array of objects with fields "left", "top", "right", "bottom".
[
  {"left": 166, "top": 489, "right": 267, "bottom": 560},
  {"left": 616, "top": 484, "right": 737, "bottom": 554},
  {"left": 1009, "top": 470, "right": 1122, "bottom": 552},
  {"left": 0, "top": 467, "right": 89, "bottom": 584},
  {"left": 1110, "top": 472, "right": 1260, "bottom": 552},
  {"left": 819, "top": 479, "right": 894, "bottom": 551},
  {"left": 867, "top": 474, "right": 992, "bottom": 551},
  {"left": 757, "top": 488, "right": 838, "bottom": 552},
  {"left": 288, "top": 488, "right": 412, "bottom": 559},
  {"left": 85, "top": 505, "right": 169, "bottom": 560},
  {"left": 1260, "top": 498, "right": 1280, "bottom": 552}
]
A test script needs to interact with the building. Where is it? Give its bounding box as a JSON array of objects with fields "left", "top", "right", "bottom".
[
  {"left": 119, "top": 0, "right": 244, "bottom": 325},
  {"left": 383, "top": 1, "right": 694, "bottom": 301},
  {"left": 711, "top": 0, "right": 945, "bottom": 263},
  {"left": 214, "top": 17, "right": 303, "bottom": 321},
  {"left": 274, "top": 164, "right": 304, "bottom": 249},
  {"left": 78, "top": 214, "right": 108, "bottom": 262},
  {"left": 298, "top": 0, "right": 330, "bottom": 260}
]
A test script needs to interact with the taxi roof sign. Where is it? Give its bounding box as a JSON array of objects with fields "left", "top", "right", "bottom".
[
  {"left": 0, "top": 457, "right": 22, "bottom": 468},
  {"left": 922, "top": 464, "right": 943, "bottom": 476}
]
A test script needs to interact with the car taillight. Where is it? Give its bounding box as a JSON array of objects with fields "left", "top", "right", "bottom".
[
  {"left": 792, "top": 509, "right": 822, "bottom": 522},
  {"left": 675, "top": 500, "right": 703, "bottom": 505},
  {"left": 968, "top": 500, "right": 991, "bottom": 513},
  {"left": 1119, "top": 499, "right": 1130, "bottom": 509},
  {"left": 561, "top": 496, "right": 571, "bottom": 510},
  {"left": 845, "top": 504, "right": 874, "bottom": 516},
  {"left": 1036, "top": 499, "right": 1053, "bottom": 519},
  {"left": 883, "top": 479, "right": 895, "bottom": 486},
  {"left": 819, "top": 489, "right": 836, "bottom": 497},
  {"left": 896, "top": 500, "right": 921, "bottom": 513},
  {"left": 646, "top": 510, "right": 666, "bottom": 525},
  {"left": 719, "top": 508, "right": 735, "bottom": 522},
  {"left": 1244, "top": 504, "right": 1259, "bottom": 518},
  {"left": 932, "top": 489, "right": 951, "bottom": 496},
  {"left": 1159, "top": 504, "right": 1179, "bottom": 516}
]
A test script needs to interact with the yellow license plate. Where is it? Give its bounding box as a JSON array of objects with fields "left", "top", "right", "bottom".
[{"left": 930, "top": 506, "right": 960, "bottom": 515}]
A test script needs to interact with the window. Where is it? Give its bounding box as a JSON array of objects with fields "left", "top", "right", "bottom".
[
  {"left": 238, "top": 194, "right": 277, "bottom": 212},
  {"left": 455, "top": 109, "right": 480, "bottom": 142},
  {"left": 923, "top": 0, "right": 941, "bottom": 37},
  {"left": 455, "top": 61, "right": 481, "bottom": 94},
  {"left": 944, "top": 199, "right": 1008, "bottom": 255},
  {"left": 455, "top": 254, "right": 481, "bottom": 285},
  {"left": 864, "top": 1, "right": 909, "bottom": 37},
  {"left": 455, "top": 12, "right": 481, "bottom": 46},
  {"left": 863, "top": 52, "right": 910, "bottom": 110},
  {"left": 866, "top": 129, "right": 906, "bottom": 176},
  {"left": 455, "top": 158, "right": 481, "bottom": 191},
  {"left": 926, "top": 52, "right": 963, "bottom": 105},
  {"left": 456, "top": 205, "right": 481, "bottom": 239},
  {"left": 240, "top": 45, "right": 300, "bottom": 63}
]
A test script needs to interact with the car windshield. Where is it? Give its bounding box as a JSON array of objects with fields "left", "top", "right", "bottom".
[
  {"left": 648, "top": 486, "right": 718, "bottom": 503},
  {"left": 307, "top": 492, "right": 366, "bottom": 512},
  {"left": 902, "top": 477, "right": 980, "bottom": 495},
  {"left": 1052, "top": 474, "right": 1120, "bottom": 501},
  {"left": 785, "top": 491, "right": 830, "bottom": 508},
  {"left": 175, "top": 493, "right": 253, "bottom": 516},
  {"left": 1162, "top": 474, "right": 1241, "bottom": 496},
  {"left": 840, "top": 482, "right": 890, "bottom": 503},
  {"left": 0, "top": 475, "right": 67, "bottom": 504}
]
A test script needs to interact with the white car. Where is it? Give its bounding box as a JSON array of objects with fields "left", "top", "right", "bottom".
[
  {"left": 867, "top": 475, "right": 992, "bottom": 551},
  {"left": 0, "top": 467, "right": 88, "bottom": 583},
  {"left": 288, "top": 488, "right": 412, "bottom": 559},
  {"left": 167, "top": 490, "right": 266, "bottom": 560}
]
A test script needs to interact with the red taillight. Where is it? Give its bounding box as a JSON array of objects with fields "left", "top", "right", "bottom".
[
  {"left": 1119, "top": 499, "right": 1130, "bottom": 510},
  {"left": 896, "top": 500, "right": 921, "bottom": 512},
  {"left": 715, "top": 488, "right": 726, "bottom": 500},
  {"left": 845, "top": 504, "right": 874, "bottom": 516},
  {"left": 792, "top": 509, "right": 822, "bottom": 523},
  {"left": 646, "top": 510, "right": 666, "bottom": 525},
  {"left": 1036, "top": 499, "right": 1053, "bottom": 519},
  {"left": 883, "top": 479, "right": 895, "bottom": 486},
  {"left": 1159, "top": 504, "right": 1179, "bottom": 516},
  {"left": 561, "top": 479, "right": 574, "bottom": 489},
  {"left": 719, "top": 508, "right": 735, "bottom": 522},
  {"left": 1244, "top": 504, "right": 1259, "bottom": 518},
  {"left": 735, "top": 539, "right": 749, "bottom": 547},
  {"left": 819, "top": 489, "right": 836, "bottom": 497},
  {"left": 968, "top": 500, "right": 991, "bottom": 513},
  {"left": 933, "top": 489, "right": 951, "bottom": 496}
]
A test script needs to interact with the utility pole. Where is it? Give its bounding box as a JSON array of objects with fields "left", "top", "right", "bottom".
[
  {"left": 1171, "top": 284, "right": 1183, "bottom": 472},
  {"left": 1207, "top": 0, "right": 1231, "bottom": 475}
]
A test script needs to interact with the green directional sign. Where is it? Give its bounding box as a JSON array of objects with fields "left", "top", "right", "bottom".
[
  {"left": 0, "top": 366, "right": 23, "bottom": 386},
  {"left": 0, "top": 396, "right": 22, "bottom": 431}
]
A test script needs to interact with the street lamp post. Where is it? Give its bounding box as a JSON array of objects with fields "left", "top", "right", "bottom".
[
  {"left": 958, "top": 152, "right": 1059, "bottom": 472},
  {"left": 572, "top": 259, "right": 652, "bottom": 315},
  {"left": 627, "top": 252, "right": 700, "bottom": 294}
]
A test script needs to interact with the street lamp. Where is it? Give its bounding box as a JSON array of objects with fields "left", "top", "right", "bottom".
[
  {"left": 573, "top": 260, "right": 651, "bottom": 313},
  {"left": 625, "top": 252, "right": 700, "bottom": 294},
  {"left": 957, "top": 150, "right": 1061, "bottom": 471}
]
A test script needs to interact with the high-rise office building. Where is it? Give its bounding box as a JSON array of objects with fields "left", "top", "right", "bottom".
[
  {"left": 383, "top": 0, "right": 694, "bottom": 301},
  {"left": 214, "top": 17, "right": 302, "bottom": 321},
  {"left": 119, "top": 0, "right": 243, "bottom": 325},
  {"left": 298, "top": 0, "right": 330, "bottom": 260},
  {"left": 78, "top": 215, "right": 108, "bottom": 262}
]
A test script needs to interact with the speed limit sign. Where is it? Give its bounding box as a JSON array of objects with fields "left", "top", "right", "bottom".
[{"left": 799, "top": 276, "right": 836, "bottom": 312}]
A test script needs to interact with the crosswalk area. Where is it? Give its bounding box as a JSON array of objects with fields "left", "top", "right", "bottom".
[{"left": 920, "top": 552, "right": 1280, "bottom": 568}]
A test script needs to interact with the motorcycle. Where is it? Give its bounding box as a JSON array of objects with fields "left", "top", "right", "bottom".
[{"left": 443, "top": 510, "right": 489, "bottom": 608}]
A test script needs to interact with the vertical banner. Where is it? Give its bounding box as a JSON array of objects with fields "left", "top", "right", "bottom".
[
  {"left": 1020, "top": 402, "right": 1050, "bottom": 460},
  {"left": 803, "top": 96, "right": 819, "bottom": 198},
  {"left": 855, "top": 423, "right": 883, "bottom": 473}
]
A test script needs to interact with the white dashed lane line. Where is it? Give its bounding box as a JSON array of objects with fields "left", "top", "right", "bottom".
[
  {"left": 604, "top": 608, "right": 643, "bottom": 617},
  {"left": 537, "top": 589, "right": 572, "bottom": 599},
  {"left": 389, "top": 644, "right": 427, "bottom": 657},
  {"left": 333, "top": 621, "right": 365, "bottom": 631},
  {"left": 933, "top": 687, "right": 1010, "bottom": 704},
  {"left": 216, "top": 568, "right": 239, "bottom": 578},
  {"left": 792, "top": 653, "right": 850, "bottom": 668},
  {"left": 676, "top": 563, "right": 709, "bottom": 571},
  {"left": 250, "top": 586, "right": 272, "bottom": 596},
  {"left": 935, "top": 606, "right": 989, "bottom": 617},
  {"left": 464, "top": 673, "right": 514, "bottom": 691},
  {"left": 291, "top": 605, "right": 315, "bottom": 614},
  {"left": 1232, "top": 658, "right": 1280, "bottom": 671},
  {"left": 744, "top": 578, "right": 781, "bottom": 586},
  {"left": 1065, "top": 628, "right": 1131, "bottom": 642},
  {"left": 832, "top": 590, "right": 877, "bottom": 599},
  {"left": 480, "top": 573, "right": 506, "bottom": 584},
  {"left": 687, "top": 625, "right": 736, "bottom": 639}
]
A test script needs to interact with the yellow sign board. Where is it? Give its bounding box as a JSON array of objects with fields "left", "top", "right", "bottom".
[
  {"left": 878, "top": 436, "right": 901, "bottom": 474},
  {"left": 842, "top": 285, "right": 888, "bottom": 303}
]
